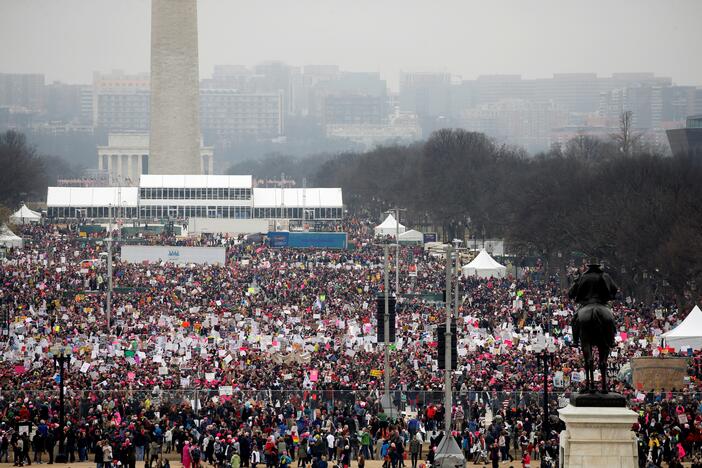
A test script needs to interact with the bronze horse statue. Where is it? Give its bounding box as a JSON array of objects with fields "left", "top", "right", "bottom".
[{"left": 568, "top": 262, "right": 618, "bottom": 394}]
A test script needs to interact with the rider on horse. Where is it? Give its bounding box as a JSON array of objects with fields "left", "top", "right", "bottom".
[{"left": 568, "top": 261, "right": 618, "bottom": 348}]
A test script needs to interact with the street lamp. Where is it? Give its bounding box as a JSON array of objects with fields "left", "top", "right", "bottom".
[
  {"left": 379, "top": 241, "right": 399, "bottom": 420},
  {"left": 50, "top": 344, "right": 73, "bottom": 463},
  {"left": 452, "top": 239, "right": 463, "bottom": 320},
  {"left": 433, "top": 244, "right": 465, "bottom": 468},
  {"left": 106, "top": 223, "right": 113, "bottom": 333},
  {"left": 532, "top": 335, "right": 556, "bottom": 442}
]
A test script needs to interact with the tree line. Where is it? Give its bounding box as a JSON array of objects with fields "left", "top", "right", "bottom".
[
  {"left": 0, "top": 130, "right": 79, "bottom": 212},
  {"left": 3, "top": 126, "right": 699, "bottom": 307},
  {"left": 312, "top": 128, "right": 702, "bottom": 307}
]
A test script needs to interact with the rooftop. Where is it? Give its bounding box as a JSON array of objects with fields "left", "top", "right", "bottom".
[{"left": 139, "top": 174, "right": 252, "bottom": 188}]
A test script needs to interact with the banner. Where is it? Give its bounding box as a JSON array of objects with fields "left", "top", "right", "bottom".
[{"left": 121, "top": 245, "right": 226, "bottom": 265}]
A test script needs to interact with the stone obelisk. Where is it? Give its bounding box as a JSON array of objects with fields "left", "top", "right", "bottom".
[{"left": 149, "top": 0, "right": 201, "bottom": 174}]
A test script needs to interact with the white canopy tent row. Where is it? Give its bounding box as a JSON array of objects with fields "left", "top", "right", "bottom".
[
  {"left": 374, "top": 213, "right": 406, "bottom": 238},
  {"left": 9, "top": 204, "right": 41, "bottom": 224},
  {"left": 0, "top": 224, "right": 23, "bottom": 248},
  {"left": 662, "top": 305, "right": 702, "bottom": 351},
  {"left": 462, "top": 248, "right": 507, "bottom": 279}
]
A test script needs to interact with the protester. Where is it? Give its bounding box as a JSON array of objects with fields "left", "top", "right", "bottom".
[{"left": 0, "top": 220, "right": 701, "bottom": 467}]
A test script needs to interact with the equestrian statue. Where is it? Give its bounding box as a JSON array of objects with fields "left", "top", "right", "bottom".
[{"left": 568, "top": 260, "right": 618, "bottom": 395}]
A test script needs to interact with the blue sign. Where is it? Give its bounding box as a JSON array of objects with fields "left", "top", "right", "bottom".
[{"left": 268, "top": 232, "right": 347, "bottom": 249}]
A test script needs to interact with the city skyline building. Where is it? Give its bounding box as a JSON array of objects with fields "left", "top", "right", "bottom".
[{"left": 2, "top": 66, "right": 702, "bottom": 158}]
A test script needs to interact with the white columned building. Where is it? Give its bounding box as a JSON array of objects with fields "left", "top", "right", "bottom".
[{"left": 98, "top": 133, "right": 214, "bottom": 186}]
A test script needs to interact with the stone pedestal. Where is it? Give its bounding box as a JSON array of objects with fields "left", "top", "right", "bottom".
[{"left": 558, "top": 404, "right": 638, "bottom": 468}]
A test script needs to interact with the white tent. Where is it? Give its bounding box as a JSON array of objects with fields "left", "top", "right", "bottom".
[
  {"left": 374, "top": 214, "right": 406, "bottom": 237},
  {"left": 9, "top": 204, "right": 41, "bottom": 224},
  {"left": 662, "top": 305, "right": 702, "bottom": 351},
  {"left": 462, "top": 249, "right": 507, "bottom": 279},
  {"left": 398, "top": 229, "right": 424, "bottom": 244},
  {"left": 0, "top": 224, "right": 23, "bottom": 248}
]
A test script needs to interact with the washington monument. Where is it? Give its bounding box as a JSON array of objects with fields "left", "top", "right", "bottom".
[{"left": 149, "top": 0, "right": 202, "bottom": 175}]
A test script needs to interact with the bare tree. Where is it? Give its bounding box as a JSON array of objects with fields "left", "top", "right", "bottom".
[
  {"left": 565, "top": 134, "right": 617, "bottom": 161},
  {"left": 610, "top": 111, "right": 642, "bottom": 156}
]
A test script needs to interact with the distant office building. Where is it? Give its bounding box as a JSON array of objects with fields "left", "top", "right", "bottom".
[
  {"left": 254, "top": 61, "right": 299, "bottom": 115},
  {"left": 473, "top": 75, "right": 534, "bottom": 106},
  {"left": 80, "top": 86, "right": 94, "bottom": 124},
  {"left": 598, "top": 85, "right": 663, "bottom": 130},
  {"left": 325, "top": 112, "right": 421, "bottom": 149},
  {"left": 661, "top": 86, "right": 700, "bottom": 124},
  {"left": 535, "top": 73, "right": 600, "bottom": 113},
  {"left": 461, "top": 99, "right": 567, "bottom": 152},
  {"left": 449, "top": 81, "right": 478, "bottom": 117},
  {"left": 202, "top": 65, "right": 260, "bottom": 94},
  {"left": 667, "top": 115, "right": 702, "bottom": 157},
  {"left": 92, "top": 69, "right": 287, "bottom": 143},
  {"left": 0, "top": 73, "right": 45, "bottom": 112},
  {"left": 294, "top": 65, "right": 340, "bottom": 116},
  {"left": 309, "top": 72, "right": 387, "bottom": 121},
  {"left": 200, "top": 89, "right": 284, "bottom": 141},
  {"left": 605, "top": 73, "right": 672, "bottom": 90},
  {"left": 45, "top": 82, "right": 93, "bottom": 124},
  {"left": 97, "top": 133, "right": 214, "bottom": 186},
  {"left": 93, "top": 70, "right": 150, "bottom": 131},
  {"left": 323, "top": 94, "right": 384, "bottom": 125},
  {"left": 399, "top": 72, "right": 452, "bottom": 116}
]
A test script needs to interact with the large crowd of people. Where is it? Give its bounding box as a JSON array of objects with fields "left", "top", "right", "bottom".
[{"left": 1, "top": 220, "right": 701, "bottom": 468}]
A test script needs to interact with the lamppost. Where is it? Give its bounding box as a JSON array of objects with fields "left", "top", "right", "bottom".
[
  {"left": 51, "top": 344, "right": 72, "bottom": 463},
  {"left": 106, "top": 204, "right": 113, "bottom": 333},
  {"left": 452, "top": 240, "right": 463, "bottom": 320},
  {"left": 533, "top": 335, "right": 556, "bottom": 442},
  {"left": 433, "top": 244, "right": 466, "bottom": 468},
  {"left": 380, "top": 241, "right": 399, "bottom": 420}
]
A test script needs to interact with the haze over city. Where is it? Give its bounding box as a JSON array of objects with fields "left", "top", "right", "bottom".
[
  {"left": 2, "top": 0, "right": 702, "bottom": 89},
  {"left": 2, "top": 2, "right": 702, "bottom": 468}
]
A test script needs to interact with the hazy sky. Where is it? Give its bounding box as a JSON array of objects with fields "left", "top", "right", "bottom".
[{"left": 1, "top": 0, "right": 701, "bottom": 90}]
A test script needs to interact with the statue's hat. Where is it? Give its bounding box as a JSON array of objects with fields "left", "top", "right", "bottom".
[{"left": 587, "top": 257, "right": 601, "bottom": 267}]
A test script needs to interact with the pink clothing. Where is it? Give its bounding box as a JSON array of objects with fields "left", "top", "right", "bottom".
[{"left": 183, "top": 444, "right": 192, "bottom": 468}]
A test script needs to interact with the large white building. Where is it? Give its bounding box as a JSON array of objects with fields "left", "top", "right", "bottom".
[{"left": 46, "top": 175, "right": 343, "bottom": 230}]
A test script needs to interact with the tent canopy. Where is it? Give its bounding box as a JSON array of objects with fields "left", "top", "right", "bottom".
[
  {"left": 662, "top": 305, "right": 702, "bottom": 351},
  {"left": 0, "top": 224, "right": 23, "bottom": 248},
  {"left": 462, "top": 249, "right": 506, "bottom": 279},
  {"left": 9, "top": 204, "right": 41, "bottom": 224},
  {"left": 374, "top": 214, "right": 406, "bottom": 237},
  {"left": 398, "top": 229, "right": 423, "bottom": 244}
]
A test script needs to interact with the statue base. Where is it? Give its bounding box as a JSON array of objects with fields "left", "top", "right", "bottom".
[
  {"left": 433, "top": 434, "right": 466, "bottom": 468},
  {"left": 570, "top": 391, "right": 626, "bottom": 407},
  {"left": 558, "top": 404, "right": 638, "bottom": 468}
]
